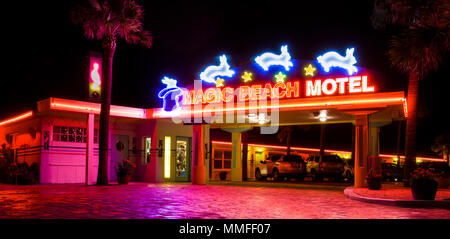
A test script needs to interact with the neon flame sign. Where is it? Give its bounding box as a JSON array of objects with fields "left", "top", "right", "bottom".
[
  {"left": 317, "top": 48, "right": 358, "bottom": 75},
  {"left": 199, "top": 55, "right": 235, "bottom": 84},
  {"left": 255, "top": 45, "right": 293, "bottom": 71},
  {"left": 90, "top": 63, "right": 101, "bottom": 90}
]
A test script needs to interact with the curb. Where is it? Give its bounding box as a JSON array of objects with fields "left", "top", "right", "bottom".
[
  {"left": 207, "top": 181, "right": 347, "bottom": 191},
  {"left": 344, "top": 187, "right": 450, "bottom": 210}
]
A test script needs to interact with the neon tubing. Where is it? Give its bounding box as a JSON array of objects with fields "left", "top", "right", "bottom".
[
  {"left": 212, "top": 140, "right": 445, "bottom": 162},
  {"left": 0, "top": 111, "right": 33, "bottom": 126},
  {"left": 153, "top": 97, "right": 406, "bottom": 118}
]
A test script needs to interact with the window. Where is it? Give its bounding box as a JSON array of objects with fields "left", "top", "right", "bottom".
[
  {"left": 213, "top": 149, "right": 232, "bottom": 169},
  {"left": 143, "top": 137, "right": 151, "bottom": 165},
  {"left": 284, "top": 155, "right": 303, "bottom": 162},
  {"left": 53, "top": 126, "right": 98, "bottom": 143}
]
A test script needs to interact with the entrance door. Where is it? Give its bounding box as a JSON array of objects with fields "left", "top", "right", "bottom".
[
  {"left": 110, "top": 134, "right": 129, "bottom": 182},
  {"left": 175, "top": 137, "right": 191, "bottom": 182}
]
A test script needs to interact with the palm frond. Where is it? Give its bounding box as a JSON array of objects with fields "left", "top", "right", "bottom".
[
  {"left": 71, "top": 0, "right": 152, "bottom": 48},
  {"left": 388, "top": 27, "right": 448, "bottom": 79}
]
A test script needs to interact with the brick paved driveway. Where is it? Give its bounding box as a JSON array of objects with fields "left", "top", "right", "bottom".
[{"left": 0, "top": 182, "right": 449, "bottom": 219}]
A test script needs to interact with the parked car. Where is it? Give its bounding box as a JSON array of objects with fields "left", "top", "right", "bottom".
[
  {"left": 381, "top": 163, "right": 403, "bottom": 182},
  {"left": 255, "top": 154, "right": 306, "bottom": 181},
  {"left": 342, "top": 159, "right": 354, "bottom": 182},
  {"left": 306, "top": 155, "right": 345, "bottom": 181}
]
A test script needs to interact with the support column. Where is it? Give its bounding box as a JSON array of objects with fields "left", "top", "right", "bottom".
[
  {"left": 192, "top": 124, "right": 205, "bottom": 185},
  {"left": 86, "top": 113, "right": 97, "bottom": 185},
  {"left": 203, "top": 125, "right": 210, "bottom": 184},
  {"left": 221, "top": 127, "right": 252, "bottom": 182},
  {"left": 231, "top": 131, "right": 242, "bottom": 182},
  {"left": 242, "top": 131, "right": 248, "bottom": 181},
  {"left": 369, "top": 126, "right": 381, "bottom": 175},
  {"left": 354, "top": 115, "right": 370, "bottom": 188}
]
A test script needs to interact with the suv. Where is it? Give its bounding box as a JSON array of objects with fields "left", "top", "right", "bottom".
[
  {"left": 306, "top": 155, "right": 345, "bottom": 181},
  {"left": 381, "top": 163, "right": 403, "bottom": 182},
  {"left": 255, "top": 154, "right": 306, "bottom": 181}
]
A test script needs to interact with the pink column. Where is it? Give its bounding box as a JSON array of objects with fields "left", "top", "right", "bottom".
[
  {"left": 86, "top": 113, "right": 97, "bottom": 185},
  {"left": 192, "top": 124, "right": 205, "bottom": 185},
  {"left": 354, "top": 114, "right": 369, "bottom": 188}
]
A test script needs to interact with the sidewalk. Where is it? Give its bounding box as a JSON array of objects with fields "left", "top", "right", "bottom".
[{"left": 344, "top": 183, "right": 450, "bottom": 209}]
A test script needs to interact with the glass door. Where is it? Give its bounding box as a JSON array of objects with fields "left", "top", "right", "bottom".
[{"left": 175, "top": 137, "right": 191, "bottom": 182}]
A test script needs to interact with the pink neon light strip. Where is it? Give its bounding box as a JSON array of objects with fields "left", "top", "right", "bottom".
[
  {"left": 0, "top": 111, "right": 33, "bottom": 126},
  {"left": 51, "top": 102, "right": 146, "bottom": 119},
  {"left": 211, "top": 140, "right": 445, "bottom": 162},
  {"left": 153, "top": 97, "right": 406, "bottom": 118}
]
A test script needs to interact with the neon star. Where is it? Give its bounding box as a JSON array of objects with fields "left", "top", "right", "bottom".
[
  {"left": 304, "top": 64, "right": 316, "bottom": 76},
  {"left": 241, "top": 71, "right": 253, "bottom": 83},
  {"left": 215, "top": 78, "right": 225, "bottom": 87},
  {"left": 274, "top": 72, "right": 286, "bottom": 83}
]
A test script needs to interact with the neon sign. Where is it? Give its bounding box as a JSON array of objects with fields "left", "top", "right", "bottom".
[
  {"left": 241, "top": 71, "right": 253, "bottom": 83},
  {"left": 255, "top": 45, "right": 293, "bottom": 71},
  {"left": 182, "top": 80, "right": 300, "bottom": 104},
  {"left": 90, "top": 63, "right": 101, "bottom": 90},
  {"left": 274, "top": 72, "right": 287, "bottom": 83},
  {"left": 181, "top": 75, "right": 374, "bottom": 105},
  {"left": 199, "top": 55, "right": 235, "bottom": 85},
  {"left": 89, "top": 55, "right": 102, "bottom": 102},
  {"left": 316, "top": 48, "right": 358, "bottom": 75},
  {"left": 304, "top": 64, "right": 316, "bottom": 76},
  {"left": 305, "top": 75, "right": 374, "bottom": 96},
  {"left": 158, "top": 76, "right": 183, "bottom": 112},
  {"left": 157, "top": 45, "right": 379, "bottom": 112}
]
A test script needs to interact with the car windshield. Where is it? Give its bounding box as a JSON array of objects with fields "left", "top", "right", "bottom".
[
  {"left": 322, "top": 155, "right": 342, "bottom": 162},
  {"left": 269, "top": 155, "right": 283, "bottom": 162},
  {"left": 284, "top": 155, "right": 303, "bottom": 162}
]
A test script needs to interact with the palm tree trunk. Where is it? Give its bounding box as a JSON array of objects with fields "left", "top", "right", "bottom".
[
  {"left": 286, "top": 130, "right": 292, "bottom": 156},
  {"left": 351, "top": 124, "right": 355, "bottom": 162},
  {"left": 242, "top": 131, "right": 248, "bottom": 181},
  {"left": 97, "top": 40, "right": 116, "bottom": 185},
  {"left": 403, "top": 72, "right": 419, "bottom": 186},
  {"left": 319, "top": 124, "right": 326, "bottom": 162},
  {"left": 396, "top": 120, "right": 402, "bottom": 167}
]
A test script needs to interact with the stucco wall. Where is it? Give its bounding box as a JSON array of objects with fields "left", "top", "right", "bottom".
[{"left": 0, "top": 116, "right": 41, "bottom": 166}]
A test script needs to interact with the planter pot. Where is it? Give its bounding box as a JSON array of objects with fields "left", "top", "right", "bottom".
[
  {"left": 366, "top": 177, "right": 382, "bottom": 190},
  {"left": 117, "top": 175, "right": 131, "bottom": 185},
  {"left": 219, "top": 172, "right": 227, "bottom": 181},
  {"left": 411, "top": 179, "right": 438, "bottom": 200}
]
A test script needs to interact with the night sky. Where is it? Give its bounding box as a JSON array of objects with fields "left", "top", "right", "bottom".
[{"left": 1, "top": 0, "right": 449, "bottom": 157}]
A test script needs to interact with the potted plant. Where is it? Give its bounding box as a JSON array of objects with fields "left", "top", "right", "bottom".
[
  {"left": 219, "top": 171, "right": 227, "bottom": 181},
  {"left": 366, "top": 168, "right": 382, "bottom": 190},
  {"left": 117, "top": 159, "right": 135, "bottom": 184},
  {"left": 410, "top": 168, "right": 438, "bottom": 200}
]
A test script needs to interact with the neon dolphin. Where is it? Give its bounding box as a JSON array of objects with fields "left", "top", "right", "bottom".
[
  {"left": 254, "top": 45, "right": 293, "bottom": 71},
  {"left": 199, "top": 55, "right": 235, "bottom": 84},
  {"left": 317, "top": 48, "right": 358, "bottom": 75},
  {"left": 158, "top": 76, "right": 183, "bottom": 112}
]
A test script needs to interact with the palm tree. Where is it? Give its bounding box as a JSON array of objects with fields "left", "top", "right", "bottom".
[
  {"left": 371, "top": 0, "right": 449, "bottom": 185},
  {"left": 278, "top": 126, "right": 294, "bottom": 156},
  {"left": 71, "top": 0, "right": 152, "bottom": 185},
  {"left": 277, "top": 125, "right": 311, "bottom": 156},
  {"left": 431, "top": 134, "right": 450, "bottom": 165}
]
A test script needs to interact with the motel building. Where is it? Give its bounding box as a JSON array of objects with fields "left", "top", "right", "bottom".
[{"left": 0, "top": 45, "right": 443, "bottom": 187}]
